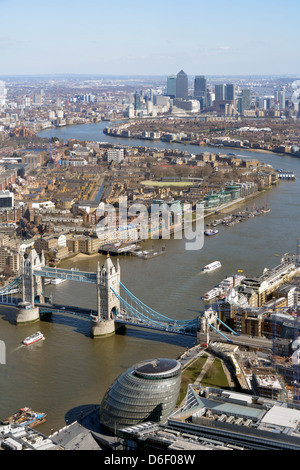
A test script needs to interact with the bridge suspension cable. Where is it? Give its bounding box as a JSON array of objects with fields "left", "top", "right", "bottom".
[
  {"left": 119, "top": 282, "right": 197, "bottom": 326},
  {"left": 0, "top": 276, "right": 22, "bottom": 295},
  {"left": 111, "top": 285, "right": 198, "bottom": 332}
]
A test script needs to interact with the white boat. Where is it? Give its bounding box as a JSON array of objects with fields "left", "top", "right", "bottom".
[
  {"left": 22, "top": 331, "right": 45, "bottom": 346},
  {"left": 203, "top": 261, "right": 222, "bottom": 272},
  {"left": 203, "top": 287, "right": 220, "bottom": 300},
  {"left": 218, "top": 274, "right": 245, "bottom": 293},
  {"left": 50, "top": 278, "right": 66, "bottom": 285},
  {"left": 204, "top": 229, "right": 218, "bottom": 236}
]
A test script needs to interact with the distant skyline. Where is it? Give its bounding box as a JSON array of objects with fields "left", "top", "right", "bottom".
[{"left": 0, "top": 0, "right": 299, "bottom": 77}]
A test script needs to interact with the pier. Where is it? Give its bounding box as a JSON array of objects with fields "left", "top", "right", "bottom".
[{"left": 206, "top": 206, "right": 270, "bottom": 228}]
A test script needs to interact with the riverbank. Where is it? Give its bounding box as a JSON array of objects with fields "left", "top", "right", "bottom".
[
  {"left": 57, "top": 251, "right": 102, "bottom": 268},
  {"left": 40, "top": 119, "right": 297, "bottom": 162},
  {"left": 103, "top": 122, "right": 300, "bottom": 160},
  {"left": 54, "top": 187, "right": 271, "bottom": 268}
]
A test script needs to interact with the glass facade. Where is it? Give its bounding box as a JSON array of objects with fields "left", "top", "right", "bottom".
[
  {"left": 99, "top": 358, "right": 181, "bottom": 432},
  {"left": 176, "top": 70, "right": 188, "bottom": 100}
]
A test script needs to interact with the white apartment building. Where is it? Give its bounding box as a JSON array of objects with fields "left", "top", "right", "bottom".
[
  {"left": 107, "top": 148, "right": 124, "bottom": 163},
  {"left": 0, "top": 81, "right": 7, "bottom": 108}
]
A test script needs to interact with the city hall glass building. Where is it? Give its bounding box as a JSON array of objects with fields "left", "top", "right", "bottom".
[{"left": 99, "top": 358, "right": 181, "bottom": 432}]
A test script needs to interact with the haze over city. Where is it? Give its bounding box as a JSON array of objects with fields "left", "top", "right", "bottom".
[{"left": 0, "top": 0, "right": 299, "bottom": 76}]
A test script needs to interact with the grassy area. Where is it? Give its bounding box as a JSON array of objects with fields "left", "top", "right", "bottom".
[
  {"left": 201, "top": 358, "right": 230, "bottom": 389},
  {"left": 177, "top": 355, "right": 208, "bottom": 405},
  {"left": 141, "top": 181, "right": 194, "bottom": 187},
  {"left": 177, "top": 355, "right": 230, "bottom": 406}
]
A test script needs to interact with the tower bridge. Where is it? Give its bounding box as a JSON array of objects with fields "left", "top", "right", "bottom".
[
  {"left": 3, "top": 248, "right": 200, "bottom": 338},
  {"left": 0, "top": 249, "right": 275, "bottom": 348}
]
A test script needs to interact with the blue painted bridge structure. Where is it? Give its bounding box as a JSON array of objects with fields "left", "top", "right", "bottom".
[{"left": 0, "top": 250, "right": 239, "bottom": 342}]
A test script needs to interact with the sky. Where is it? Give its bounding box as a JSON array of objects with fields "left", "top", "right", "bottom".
[{"left": 0, "top": 0, "right": 299, "bottom": 77}]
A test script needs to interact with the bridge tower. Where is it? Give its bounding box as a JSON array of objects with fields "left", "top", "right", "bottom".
[
  {"left": 200, "top": 307, "right": 219, "bottom": 344},
  {"left": 16, "top": 248, "right": 45, "bottom": 324},
  {"left": 90, "top": 255, "right": 121, "bottom": 338}
]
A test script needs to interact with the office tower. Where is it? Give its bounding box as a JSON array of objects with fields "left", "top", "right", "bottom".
[
  {"left": 176, "top": 70, "right": 188, "bottom": 100},
  {"left": 265, "top": 97, "right": 272, "bottom": 109},
  {"left": 215, "top": 84, "right": 225, "bottom": 101},
  {"left": 274, "top": 88, "right": 286, "bottom": 110},
  {"left": 225, "top": 84, "right": 235, "bottom": 101},
  {"left": 206, "top": 90, "right": 214, "bottom": 108},
  {"left": 167, "top": 75, "right": 177, "bottom": 98},
  {"left": 194, "top": 75, "right": 207, "bottom": 108},
  {"left": 0, "top": 81, "right": 7, "bottom": 108}
]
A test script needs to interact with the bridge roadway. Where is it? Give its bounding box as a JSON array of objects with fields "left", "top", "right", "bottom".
[
  {"left": 33, "top": 267, "right": 97, "bottom": 283},
  {"left": 38, "top": 303, "right": 198, "bottom": 336},
  {"left": 38, "top": 303, "right": 273, "bottom": 347},
  {"left": 197, "top": 331, "right": 273, "bottom": 350}
]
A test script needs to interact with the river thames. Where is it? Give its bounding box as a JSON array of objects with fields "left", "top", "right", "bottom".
[{"left": 0, "top": 121, "right": 300, "bottom": 435}]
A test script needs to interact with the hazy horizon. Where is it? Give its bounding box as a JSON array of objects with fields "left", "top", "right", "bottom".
[{"left": 0, "top": 0, "right": 299, "bottom": 77}]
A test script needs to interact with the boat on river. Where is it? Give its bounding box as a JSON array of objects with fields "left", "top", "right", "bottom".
[
  {"left": 203, "top": 261, "right": 222, "bottom": 272},
  {"left": 22, "top": 331, "right": 45, "bottom": 346},
  {"left": 203, "top": 287, "right": 220, "bottom": 300},
  {"left": 50, "top": 278, "right": 66, "bottom": 285},
  {"left": 218, "top": 274, "right": 246, "bottom": 293},
  {"left": 1, "top": 407, "right": 47, "bottom": 427},
  {"left": 204, "top": 229, "right": 218, "bottom": 236}
]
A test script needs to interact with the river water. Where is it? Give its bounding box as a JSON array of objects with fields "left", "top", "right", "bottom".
[{"left": 0, "top": 121, "right": 300, "bottom": 435}]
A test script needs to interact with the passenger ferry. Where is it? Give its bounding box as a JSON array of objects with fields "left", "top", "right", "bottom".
[
  {"left": 218, "top": 274, "right": 245, "bottom": 293},
  {"left": 203, "top": 287, "right": 220, "bottom": 300},
  {"left": 204, "top": 229, "right": 218, "bottom": 236},
  {"left": 22, "top": 331, "right": 45, "bottom": 346},
  {"left": 202, "top": 261, "right": 222, "bottom": 272}
]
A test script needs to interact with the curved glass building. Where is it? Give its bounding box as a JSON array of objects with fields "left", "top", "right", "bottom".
[{"left": 99, "top": 358, "right": 181, "bottom": 432}]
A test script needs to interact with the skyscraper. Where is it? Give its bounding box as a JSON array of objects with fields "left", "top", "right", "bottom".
[
  {"left": 0, "top": 81, "right": 7, "bottom": 108},
  {"left": 225, "top": 84, "right": 235, "bottom": 101},
  {"left": 238, "top": 89, "right": 251, "bottom": 114},
  {"left": 274, "top": 88, "right": 286, "bottom": 110},
  {"left": 134, "top": 91, "right": 141, "bottom": 110},
  {"left": 241, "top": 88, "right": 251, "bottom": 111},
  {"left": 176, "top": 70, "right": 188, "bottom": 100},
  {"left": 215, "top": 84, "right": 225, "bottom": 101},
  {"left": 167, "top": 75, "right": 177, "bottom": 98},
  {"left": 194, "top": 75, "right": 207, "bottom": 108}
]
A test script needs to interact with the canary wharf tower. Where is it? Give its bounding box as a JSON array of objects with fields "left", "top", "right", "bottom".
[{"left": 176, "top": 70, "right": 188, "bottom": 100}]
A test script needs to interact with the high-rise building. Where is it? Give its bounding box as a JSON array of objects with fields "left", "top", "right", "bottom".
[
  {"left": 225, "top": 84, "right": 235, "bottom": 101},
  {"left": 32, "top": 93, "right": 43, "bottom": 106},
  {"left": 167, "top": 75, "right": 177, "bottom": 98},
  {"left": 176, "top": 70, "right": 188, "bottom": 100},
  {"left": 238, "top": 89, "right": 251, "bottom": 114},
  {"left": 274, "top": 88, "right": 286, "bottom": 110},
  {"left": 215, "top": 84, "right": 225, "bottom": 101},
  {"left": 0, "top": 81, "right": 7, "bottom": 108},
  {"left": 194, "top": 75, "right": 207, "bottom": 108},
  {"left": 134, "top": 91, "right": 141, "bottom": 110},
  {"left": 214, "top": 83, "right": 236, "bottom": 114}
]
